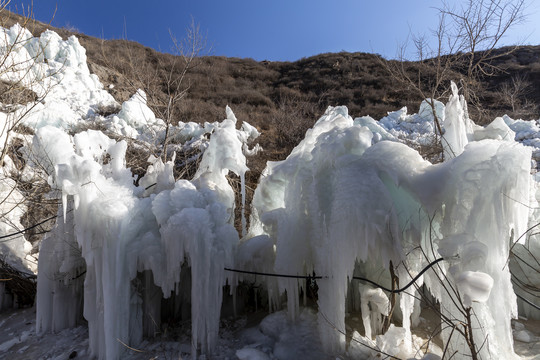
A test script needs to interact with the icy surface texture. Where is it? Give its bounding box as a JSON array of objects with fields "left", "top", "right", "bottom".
[
  {"left": 0, "top": 24, "right": 117, "bottom": 129},
  {"left": 31, "top": 104, "right": 254, "bottom": 359},
  {"left": 432, "top": 139, "right": 530, "bottom": 359},
  {"left": 442, "top": 81, "right": 471, "bottom": 159},
  {"left": 247, "top": 88, "right": 532, "bottom": 358},
  {"left": 117, "top": 90, "right": 161, "bottom": 129},
  {"left": 418, "top": 98, "right": 445, "bottom": 124},
  {"left": 241, "top": 309, "right": 328, "bottom": 360},
  {"left": 352, "top": 90, "right": 540, "bottom": 167},
  {"left": 0, "top": 23, "right": 119, "bottom": 276},
  {"left": 474, "top": 116, "right": 515, "bottom": 141},
  {"left": 0, "top": 174, "right": 33, "bottom": 272},
  {"left": 376, "top": 106, "right": 436, "bottom": 145},
  {"left": 0, "top": 19, "right": 258, "bottom": 301},
  {"left": 360, "top": 286, "right": 389, "bottom": 340},
  {"left": 511, "top": 170, "right": 540, "bottom": 320},
  {"left": 36, "top": 202, "right": 84, "bottom": 333}
]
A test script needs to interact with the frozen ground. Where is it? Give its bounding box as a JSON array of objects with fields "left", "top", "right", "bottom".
[
  {"left": 1, "top": 307, "right": 539, "bottom": 360},
  {"left": 0, "top": 307, "right": 325, "bottom": 360}
]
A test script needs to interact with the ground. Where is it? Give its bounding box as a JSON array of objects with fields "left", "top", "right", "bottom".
[{"left": 1, "top": 306, "right": 539, "bottom": 360}]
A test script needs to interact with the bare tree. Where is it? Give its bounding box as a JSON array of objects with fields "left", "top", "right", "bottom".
[
  {"left": 441, "top": 0, "right": 525, "bottom": 112},
  {"left": 100, "top": 18, "right": 207, "bottom": 164},
  {"left": 0, "top": 0, "right": 45, "bottom": 165},
  {"left": 499, "top": 73, "right": 537, "bottom": 117},
  {"left": 160, "top": 19, "right": 207, "bottom": 162},
  {"left": 0, "top": 1, "right": 62, "bottom": 308},
  {"left": 383, "top": 0, "right": 526, "bottom": 130}
]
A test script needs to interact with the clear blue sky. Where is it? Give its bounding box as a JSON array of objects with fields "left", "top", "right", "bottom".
[{"left": 9, "top": 0, "right": 540, "bottom": 61}]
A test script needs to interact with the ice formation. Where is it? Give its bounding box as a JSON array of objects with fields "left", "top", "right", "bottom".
[
  {"left": 0, "top": 24, "right": 117, "bottom": 130},
  {"left": 0, "top": 174, "right": 33, "bottom": 273},
  {"left": 1, "top": 23, "right": 540, "bottom": 360},
  {"left": 441, "top": 81, "right": 473, "bottom": 158},
  {"left": 32, "top": 107, "right": 257, "bottom": 358},
  {"left": 246, "top": 90, "right": 532, "bottom": 358},
  {"left": 0, "top": 23, "right": 260, "bottom": 359}
]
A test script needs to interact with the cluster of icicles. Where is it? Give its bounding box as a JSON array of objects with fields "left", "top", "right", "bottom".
[{"left": 33, "top": 82, "right": 535, "bottom": 360}]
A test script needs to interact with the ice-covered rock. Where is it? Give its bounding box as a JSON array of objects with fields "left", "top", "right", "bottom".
[
  {"left": 117, "top": 90, "right": 162, "bottom": 130},
  {"left": 513, "top": 329, "right": 533, "bottom": 343},
  {"left": 474, "top": 116, "right": 516, "bottom": 141}
]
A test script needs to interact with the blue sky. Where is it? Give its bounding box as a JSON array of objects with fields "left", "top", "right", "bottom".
[{"left": 9, "top": 0, "right": 540, "bottom": 61}]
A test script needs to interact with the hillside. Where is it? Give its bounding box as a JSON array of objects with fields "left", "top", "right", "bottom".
[
  {"left": 76, "top": 40, "right": 540, "bottom": 154},
  {"left": 5, "top": 10, "right": 540, "bottom": 162}
]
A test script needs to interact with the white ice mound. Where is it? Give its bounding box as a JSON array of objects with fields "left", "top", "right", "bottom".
[
  {"left": 247, "top": 96, "right": 531, "bottom": 359},
  {"left": 474, "top": 116, "right": 515, "bottom": 141},
  {"left": 0, "top": 24, "right": 117, "bottom": 129},
  {"left": 35, "top": 107, "right": 251, "bottom": 360},
  {"left": 442, "top": 81, "right": 471, "bottom": 159},
  {"left": 0, "top": 175, "right": 33, "bottom": 273},
  {"left": 117, "top": 89, "right": 162, "bottom": 129},
  {"left": 418, "top": 98, "right": 445, "bottom": 124},
  {"left": 455, "top": 271, "right": 494, "bottom": 307},
  {"left": 378, "top": 106, "right": 436, "bottom": 144}
]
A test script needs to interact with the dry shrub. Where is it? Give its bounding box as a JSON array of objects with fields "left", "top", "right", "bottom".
[
  {"left": 269, "top": 95, "right": 317, "bottom": 152},
  {"left": 0, "top": 81, "right": 37, "bottom": 107},
  {"left": 125, "top": 141, "right": 154, "bottom": 185},
  {"left": 94, "top": 103, "right": 122, "bottom": 118}
]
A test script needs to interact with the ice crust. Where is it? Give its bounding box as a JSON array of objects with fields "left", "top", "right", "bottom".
[{"left": 0, "top": 24, "right": 539, "bottom": 360}]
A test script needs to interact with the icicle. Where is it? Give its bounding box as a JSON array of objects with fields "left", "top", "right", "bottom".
[
  {"left": 255, "top": 287, "right": 258, "bottom": 312},
  {"left": 303, "top": 279, "right": 307, "bottom": 307},
  {"left": 62, "top": 192, "right": 68, "bottom": 221},
  {"left": 233, "top": 283, "right": 238, "bottom": 318},
  {"left": 241, "top": 172, "right": 247, "bottom": 237}
]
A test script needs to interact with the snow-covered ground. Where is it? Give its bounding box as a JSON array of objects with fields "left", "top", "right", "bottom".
[
  {"left": 1, "top": 307, "right": 539, "bottom": 360},
  {"left": 1, "top": 24, "right": 540, "bottom": 360}
]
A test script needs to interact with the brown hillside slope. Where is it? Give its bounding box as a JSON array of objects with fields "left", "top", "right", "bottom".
[{"left": 3, "top": 10, "right": 540, "bottom": 162}]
